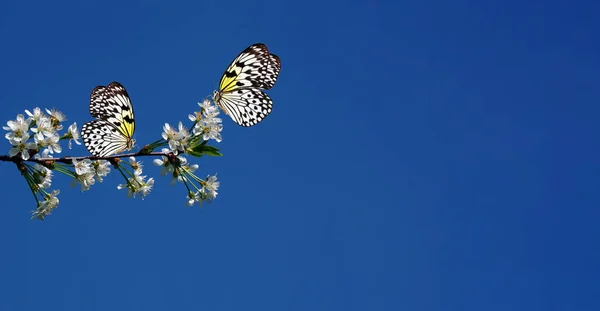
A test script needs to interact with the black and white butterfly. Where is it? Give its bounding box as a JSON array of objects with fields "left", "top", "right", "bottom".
[
  {"left": 213, "top": 43, "right": 281, "bottom": 127},
  {"left": 81, "top": 82, "right": 136, "bottom": 157}
]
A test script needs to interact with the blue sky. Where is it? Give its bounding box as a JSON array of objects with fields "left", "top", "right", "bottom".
[{"left": 1, "top": 0, "right": 599, "bottom": 310}]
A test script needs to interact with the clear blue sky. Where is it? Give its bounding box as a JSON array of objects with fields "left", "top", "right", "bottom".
[{"left": 1, "top": 1, "right": 599, "bottom": 310}]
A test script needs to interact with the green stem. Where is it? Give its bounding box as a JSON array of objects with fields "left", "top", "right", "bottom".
[
  {"left": 176, "top": 167, "right": 196, "bottom": 194},
  {"left": 22, "top": 170, "right": 40, "bottom": 205}
]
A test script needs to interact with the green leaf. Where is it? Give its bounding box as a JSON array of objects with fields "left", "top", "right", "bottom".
[
  {"left": 188, "top": 134, "right": 206, "bottom": 148},
  {"left": 186, "top": 149, "right": 203, "bottom": 157},
  {"left": 200, "top": 145, "right": 223, "bottom": 157},
  {"left": 186, "top": 142, "right": 222, "bottom": 157}
]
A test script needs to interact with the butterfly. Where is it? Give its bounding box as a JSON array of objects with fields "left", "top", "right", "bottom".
[
  {"left": 213, "top": 43, "right": 281, "bottom": 127},
  {"left": 81, "top": 82, "right": 136, "bottom": 157}
]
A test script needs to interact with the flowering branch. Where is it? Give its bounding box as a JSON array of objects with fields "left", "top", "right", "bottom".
[
  {"left": 2, "top": 98, "right": 224, "bottom": 220},
  {"left": 0, "top": 150, "right": 170, "bottom": 165}
]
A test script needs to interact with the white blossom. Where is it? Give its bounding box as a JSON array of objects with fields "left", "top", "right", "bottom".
[
  {"left": 187, "top": 192, "right": 202, "bottom": 206},
  {"left": 128, "top": 157, "right": 143, "bottom": 175},
  {"left": 117, "top": 170, "right": 154, "bottom": 199},
  {"left": 162, "top": 122, "right": 190, "bottom": 153},
  {"left": 92, "top": 160, "right": 111, "bottom": 182},
  {"left": 34, "top": 148, "right": 53, "bottom": 159},
  {"left": 194, "top": 119, "right": 223, "bottom": 142},
  {"left": 200, "top": 99, "right": 220, "bottom": 119},
  {"left": 72, "top": 158, "right": 93, "bottom": 175},
  {"left": 188, "top": 111, "right": 202, "bottom": 123},
  {"left": 191, "top": 100, "right": 223, "bottom": 142},
  {"left": 70, "top": 172, "right": 95, "bottom": 192},
  {"left": 70, "top": 159, "right": 95, "bottom": 191},
  {"left": 8, "top": 133, "right": 37, "bottom": 160},
  {"left": 187, "top": 174, "right": 219, "bottom": 206},
  {"left": 25, "top": 108, "right": 46, "bottom": 124},
  {"left": 188, "top": 99, "right": 219, "bottom": 122},
  {"left": 39, "top": 133, "right": 61, "bottom": 154},
  {"left": 31, "top": 190, "right": 60, "bottom": 220},
  {"left": 138, "top": 177, "right": 155, "bottom": 198},
  {"left": 65, "top": 122, "right": 81, "bottom": 149},
  {"left": 201, "top": 174, "right": 219, "bottom": 201},
  {"left": 152, "top": 149, "right": 200, "bottom": 185},
  {"left": 45, "top": 108, "right": 65, "bottom": 130},
  {"left": 153, "top": 148, "right": 179, "bottom": 176},
  {"left": 33, "top": 163, "right": 53, "bottom": 189},
  {"left": 4, "top": 114, "right": 32, "bottom": 145},
  {"left": 153, "top": 157, "right": 171, "bottom": 176},
  {"left": 30, "top": 117, "right": 54, "bottom": 143},
  {"left": 189, "top": 100, "right": 224, "bottom": 142},
  {"left": 185, "top": 162, "right": 199, "bottom": 174}
]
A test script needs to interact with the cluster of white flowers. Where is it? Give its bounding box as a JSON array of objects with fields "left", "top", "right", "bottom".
[
  {"left": 2, "top": 108, "right": 86, "bottom": 219},
  {"left": 32, "top": 163, "right": 53, "bottom": 189},
  {"left": 70, "top": 159, "right": 112, "bottom": 191},
  {"left": 189, "top": 99, "right": 223, "bottom": 143},
  {"left": 187, "top": 175, "right": 220, "bottom": 206},
  {"left": 150, "top": 99, "right": 222, "bottom": 206},
  {"left": 3, "top": 108, "right": 80, "bottom": 160},
  {"left": 152, "top": 148, "right": 193, "bottom": 183},
  {"left": 162, "top": 122, "right": 190, "bottom": 153},
  {"left": 117, "top": 157, "right": 154, "bottom": 199},
  {"left": 31, "top": 190, "right": 60, "bottom": 220},
  {"left": 160, "top": 100, "right": 223, "bottom": 155},
  {"left": 152, "top": 147, "right": 219, "bottom": 205}
]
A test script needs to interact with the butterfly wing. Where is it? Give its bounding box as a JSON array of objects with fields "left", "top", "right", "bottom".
[
  {"left": 216, "top": 43, "right": 281, "bottom": 127},
  {"left": 218, "top": 88, "right": 273, "bottom": 127},
  {"left": 219, "top": 44, "right": 266, "bottom": 92},
  {"left": 82, "top": 120, "right": 130, "bottom": 157},
  {"left": 257, "top": 53, "right": 281, "bottom": 90},
  {"left": 89, "top": 85, "right": 110, "bottom": 118},
  {"left": 83, "top": 82, "right": 135, "bottom": 156},
  {"left": 89, "top": 82, "right": 135, "bottom": 136}
]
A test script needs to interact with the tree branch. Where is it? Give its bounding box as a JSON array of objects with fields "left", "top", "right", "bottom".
[{"left": 0, "top": 150, "right": 171, "bottom": 165}]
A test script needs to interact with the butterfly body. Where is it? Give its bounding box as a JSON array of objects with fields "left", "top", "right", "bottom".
[
  {"left": 82, "top": 82, "right": 136, "bottom": 157},
  {"left": 213, "top": 43, "right": 281, "bottom": 127}
]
